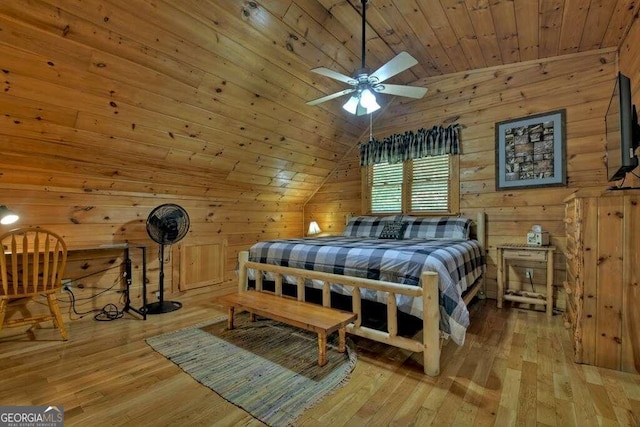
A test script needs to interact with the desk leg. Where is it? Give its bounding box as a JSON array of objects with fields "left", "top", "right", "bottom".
[
  {"left": 497, "top": 247, "right": 504, "bottom": 309},
  {"left": 546, "top": 252, "right": 554, "bottom": 316},
  {"left": 141, "top": 246, "right": 147, "bottom": 319},
  {"left": 122, "top": 246, "right": 148, "bottom": 320},
  {"left": 123, "top": 247, "right": 132, "bottom": 313}
]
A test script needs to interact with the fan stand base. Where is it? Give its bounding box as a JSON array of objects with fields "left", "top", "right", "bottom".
[{"left": 144, "top": 301, "right": 183, "bottom": 314}]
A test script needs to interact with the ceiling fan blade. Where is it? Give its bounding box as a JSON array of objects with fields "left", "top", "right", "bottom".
[
  {"left": 306, "top": 88, "right": 356, "bottom": 106},
  {"left": 310, "top": 67, "right": 357, "bottom": 85},
  {"left": 370, "top": 52, "right": 418, "bottom": 84},
  {"left": 374, "top": 84, "right": 428, "bottom": 99}
]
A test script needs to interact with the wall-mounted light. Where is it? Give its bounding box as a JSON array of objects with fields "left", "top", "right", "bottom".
[
  {"left": 0, "top": 205, "right": 19, "bottom": 225},
  {"left": 307, "top": 220, "right": 321, "bottom": 236}
]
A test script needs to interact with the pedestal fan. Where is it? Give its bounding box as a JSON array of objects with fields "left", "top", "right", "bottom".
[{"left": 144, "top": 203, "right": 190, "bottom": 314}]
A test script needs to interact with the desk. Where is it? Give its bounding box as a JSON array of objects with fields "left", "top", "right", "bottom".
[
  {"left": 496, "top": 244, "right": 555, "bottom": 316},
  {"left": 123, "top": 245, "right": 147, "bottom": 320},
  {"left": 69, "top": 244, "right": 147, "bottom": 320}
]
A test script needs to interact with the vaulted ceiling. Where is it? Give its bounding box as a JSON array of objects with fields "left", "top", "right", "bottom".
[{"left": 0, "top": 0, "right": 637, "bottom": 204}]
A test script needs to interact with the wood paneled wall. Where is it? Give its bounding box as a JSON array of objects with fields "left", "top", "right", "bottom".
[
  {"left": 0, "top": 1, "right": 317, "bottom": 312},
  {"left": 1, "top": 0, "right": 638, "bottom": 318},
  {"left": 620, "top": 14, "right": 640, "bottom": 189},
  {"left": 0, "top": 193, "right": 303, "bottom": 312},
  {"left": 305, "top": 49, "right": 623, "bottom": 308}
]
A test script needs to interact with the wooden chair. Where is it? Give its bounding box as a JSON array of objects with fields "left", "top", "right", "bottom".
[{"left": 0, "top": 227, "right": 68, "bottom": 339}]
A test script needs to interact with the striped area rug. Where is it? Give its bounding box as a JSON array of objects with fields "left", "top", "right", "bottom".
[{"left": 146, "top": 315, "right": 357, "bottom": 426}]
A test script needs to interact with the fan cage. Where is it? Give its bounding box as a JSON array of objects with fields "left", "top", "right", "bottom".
[{"left": 146, "top": 204, "right": 190, "bottom": 245}]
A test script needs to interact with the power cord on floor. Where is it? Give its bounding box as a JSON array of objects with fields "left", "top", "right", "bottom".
[
  {"left": 93, "top": 303, "right": 124, "bottom": 321},
  {"left": 62, "top": 278, "right": 126, "bottom": 322}
]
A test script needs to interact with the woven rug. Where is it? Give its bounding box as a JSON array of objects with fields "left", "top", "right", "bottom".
[{"left": 146, "top": 315, "right": 357, "bottom": 426}]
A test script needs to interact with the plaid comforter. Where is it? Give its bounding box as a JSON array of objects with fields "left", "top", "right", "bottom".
[{"left": 248, "top": 236, "right": 484, "bottom": 345}]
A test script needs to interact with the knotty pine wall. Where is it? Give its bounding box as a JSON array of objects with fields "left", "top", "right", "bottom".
[
  {"left": 0, "top": 196, "right": 303, "bottom": 315},
  {"left": 620, "top": 15, "right": 640, "bottom": 190},
  {"left": 0, "top": 0, "right": 313, "bottom": 315},
  {"left": 1, "top": 0, "right": 638, "bottom": 322},
  {"left": 305, "top": 48, "right": 628, "bottom": 309}
]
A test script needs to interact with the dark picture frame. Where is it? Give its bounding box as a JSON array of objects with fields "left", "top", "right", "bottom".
[{"left": 495, "top": 109, "right": 567, "bottom": 190}]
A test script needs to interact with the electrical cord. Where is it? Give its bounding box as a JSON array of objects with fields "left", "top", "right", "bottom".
[
  {"left": 608, "top": 172, "right": 640, "bottom": 190},
  {"left": 59, "top": 272, "right": 127, "bottom": 321},
  {"left": 93, "top": 303, "right": 124, "bottom": 321},
  {"left": 62, "top": 287, "right": 126, "bottom": 321},
  {"left": 65, "top": 278, "right": 121, "bottom": 302},
  {"left": 67, "top": 264, "right": 123, "bottom": 285}
]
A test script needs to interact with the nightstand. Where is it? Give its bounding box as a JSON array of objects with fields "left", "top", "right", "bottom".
[{"left": 496, "top": 244, "right": 556, "bottom": 316}]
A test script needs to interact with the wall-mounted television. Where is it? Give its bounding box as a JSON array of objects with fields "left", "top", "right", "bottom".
[{"left": 605, "top": 72, "right": 640, "bottom": 182}]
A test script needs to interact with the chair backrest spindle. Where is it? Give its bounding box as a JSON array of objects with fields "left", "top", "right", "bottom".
[
  {"left": 0, "top": 227, "right": 69, "bottom": 340},
  {"left": 0, "top": 228, "right": 67, "bottom": 297}
]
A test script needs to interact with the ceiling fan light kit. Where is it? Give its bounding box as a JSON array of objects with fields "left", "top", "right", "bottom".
[
  {"left": 343, "top": 87, "right": 381, "bottom": 115},
  {"left": 307, "top": 0, "right": 427, "bottom": 115},
  {"left": 342, "top": 95, "right": 360, "bottom": 114}
]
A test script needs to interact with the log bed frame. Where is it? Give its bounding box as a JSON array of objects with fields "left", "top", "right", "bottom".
[{"left": 236, "top": 212, "right": 486, "bottom": 376}]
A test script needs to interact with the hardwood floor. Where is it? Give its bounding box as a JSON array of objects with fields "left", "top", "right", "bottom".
[{"left": 1, "top": 292, "right": 639, "bottom": 426}]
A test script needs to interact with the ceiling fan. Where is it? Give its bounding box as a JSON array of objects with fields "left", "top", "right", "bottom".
[{"left": 306, "top": 0, "right": 428, "bottom": 115}]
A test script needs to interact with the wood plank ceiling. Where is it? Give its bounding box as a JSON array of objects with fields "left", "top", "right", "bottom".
[{"left": 0, "top": 0, "right": 637, "bottom": 204}]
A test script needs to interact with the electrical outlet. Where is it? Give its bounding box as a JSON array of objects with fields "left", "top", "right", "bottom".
[
  {"left": 155, "top": 291, "right": 160, "bottom": 300},
  {"left": 525, "top": 269, "right": 533, "bottom": 279},
  {"left": 61, "top": 279, "right": 72, "bottom": 294}
]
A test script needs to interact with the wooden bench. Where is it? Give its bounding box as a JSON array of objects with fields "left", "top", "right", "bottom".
[{"left": 218, "top": 291, "right": 357, "bottom": 366}]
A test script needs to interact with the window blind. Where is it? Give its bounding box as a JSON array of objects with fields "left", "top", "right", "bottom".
[
  {"left": 370, "top": 162, "right": 403, "bottom": 213},
  {"left": 369, "top": 155, "right": 451, "bottom": 214},
  {"left": 409, "top": 155, "right": 450, "bottom": 212}
]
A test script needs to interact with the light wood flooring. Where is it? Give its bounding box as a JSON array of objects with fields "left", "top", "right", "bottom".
[{"left": 1, "top": 292, "right": 639, "bottom": 426}]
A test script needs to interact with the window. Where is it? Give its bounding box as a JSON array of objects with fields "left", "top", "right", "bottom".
[
  {"left": 369, "top": 162, "right": 403, "bottom": 213},
  {"left": 363, "top": 155, "right": 459, "bottom": 215}
]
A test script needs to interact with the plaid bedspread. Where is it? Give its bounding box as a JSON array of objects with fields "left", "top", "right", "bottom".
[{"left": 248, "top": 236, "right": 484, "bottom": 345}]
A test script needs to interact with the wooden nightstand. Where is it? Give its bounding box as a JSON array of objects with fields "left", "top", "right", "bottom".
[{"left": 496, "top": 244, "right": 556, "bottom": 316}]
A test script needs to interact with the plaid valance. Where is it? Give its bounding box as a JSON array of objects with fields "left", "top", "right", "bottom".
[{"left": 359, "top": 124, "right": 461, "bottom": 166}]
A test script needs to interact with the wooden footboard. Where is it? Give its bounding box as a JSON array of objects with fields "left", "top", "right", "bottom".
[{"left": 238, "top": 251, "right": 444, "bottom": 375}]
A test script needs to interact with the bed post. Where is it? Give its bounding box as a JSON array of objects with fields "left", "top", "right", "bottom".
[
  {"left": 238, "top": 250, "right": 249, "bottom": 292},
  {"left": 476, "top": 211, "right": 487, "bottom": 299},
  {"left": 422, "top": 271, "right": 441, "bottom": 376}
]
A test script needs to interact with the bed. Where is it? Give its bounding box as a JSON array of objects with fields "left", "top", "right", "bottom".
[{"left": 236, "top": 212, "right": 486, "bottom": 376}]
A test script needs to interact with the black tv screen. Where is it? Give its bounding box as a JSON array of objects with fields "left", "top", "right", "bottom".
[{"left": 605, "top": 72, "right": 639, "bottom": 182}]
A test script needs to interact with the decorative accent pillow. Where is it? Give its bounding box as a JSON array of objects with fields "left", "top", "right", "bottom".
[
  {"left": 343, "top": 216, "right": 401, "bottom": 238},
  {"left": 378, "top": 221, "right": 408, "bottom": 239}
]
